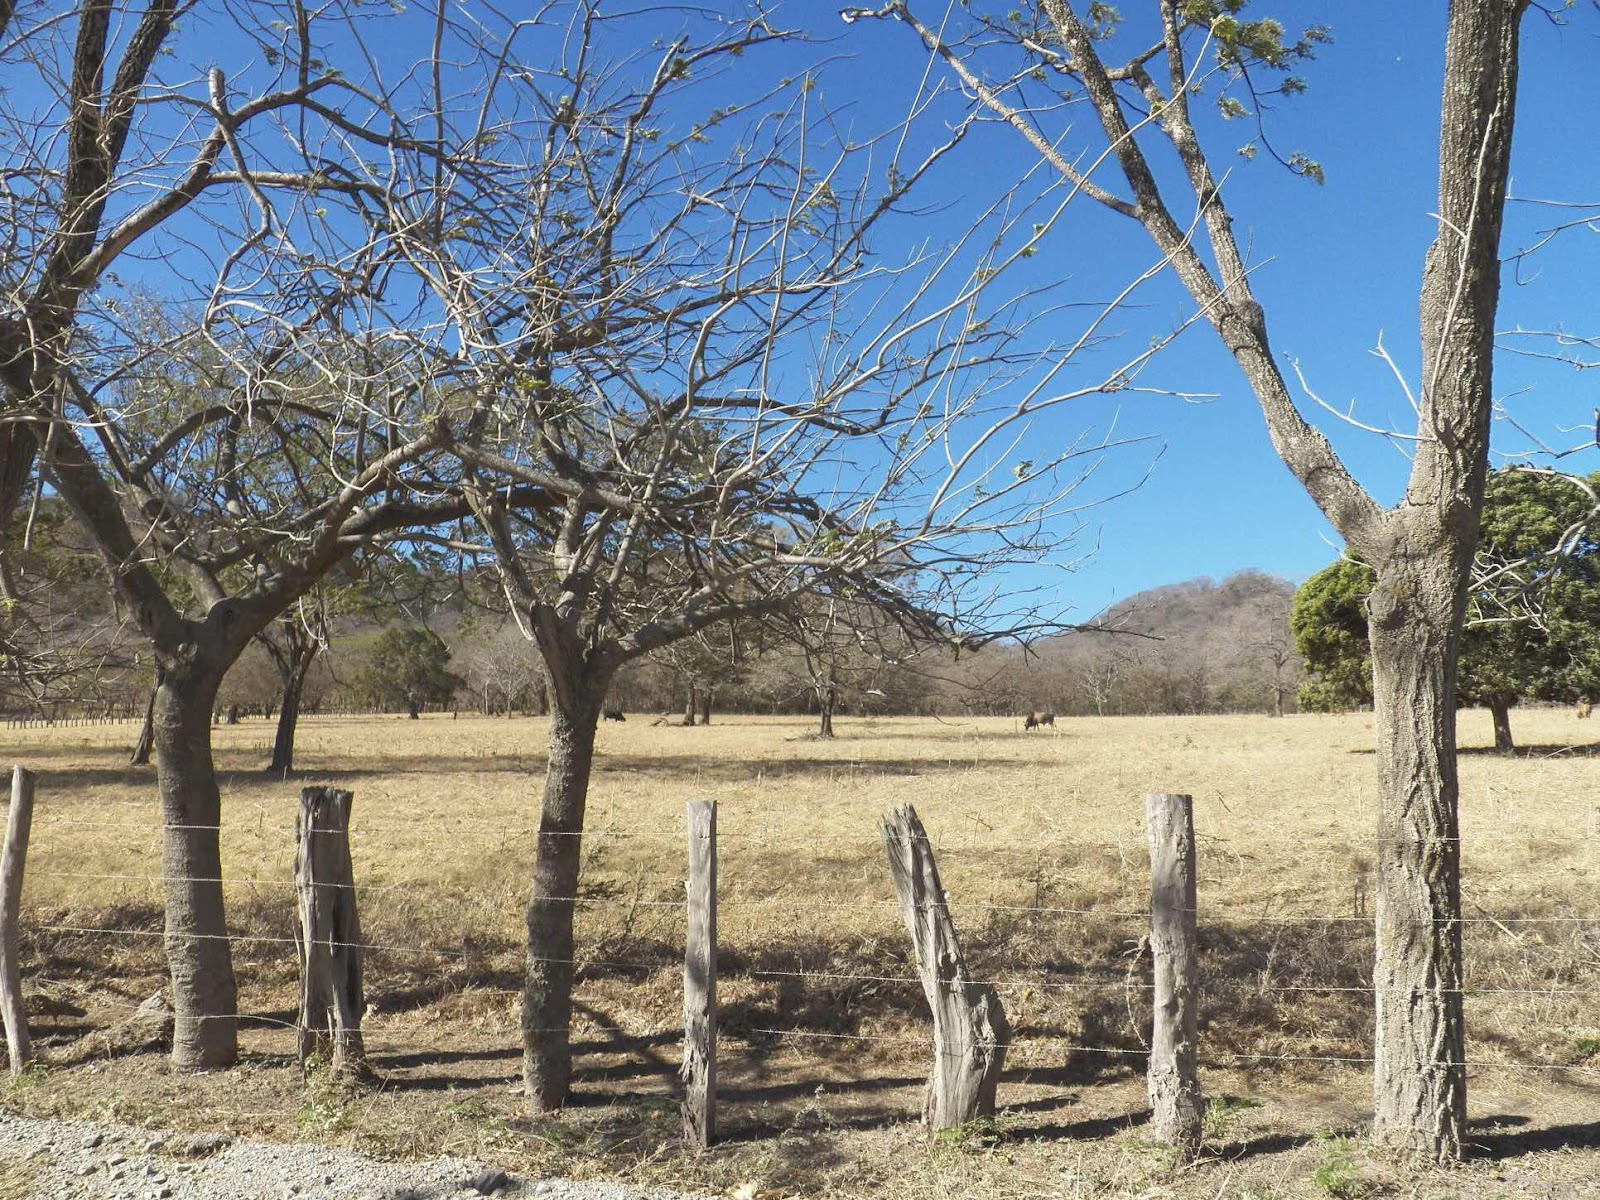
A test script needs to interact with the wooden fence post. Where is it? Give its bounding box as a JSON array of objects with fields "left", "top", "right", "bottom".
[
  {"left": 294, "top": 786, "right": 366, "bottom": 1077},
  {"left": 1146, "top": 792, "right": 1202, "bottom": 1159},
  {"left": 1, "top": 766, "right": 35, "bottom": 1074},
  {"left": 681, "top": 800, "right": 717, "bottom": 1147},
  {"left": 881, "top": 804, "right": 1010, "bottom": 1130}
]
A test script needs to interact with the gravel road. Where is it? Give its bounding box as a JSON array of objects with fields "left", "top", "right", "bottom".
[{"left": 0, "top": 1114, "right": 702, "bottom": 1200}]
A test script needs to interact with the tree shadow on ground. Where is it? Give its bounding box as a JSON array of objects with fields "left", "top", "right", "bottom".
[
  {"left": 1008, "top": 1108, "right": 1150, "bottom": 1142},
  {"left": 1349, "top": 741, "right": 1600, "bottom": 758},
  {"left": 1457, "top": 742, "right": 1600, "bottom": 758},
  {"left": 15, "top": 749, "right": 1023, "bottom": 798},
  {"left": 1469, "top": 1118, "right": 1600, "bottom": 1159}
]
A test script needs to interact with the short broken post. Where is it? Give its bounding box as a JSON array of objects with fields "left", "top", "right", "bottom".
[
  {"left": 681, "top": 800, "right": 717, "bottom": 1147},
  {"left": 1146, "top": 792, "right": 1202, "bottom": 1160},
  {"left": 294, "top": 786, "right": 366, "bottom": 1077},
  {"left": 881, "top": 804, "right": 1010, "bottom": 1130},
  {"left": 1, "top": 766, "right": 35, "bottom": 1074}
]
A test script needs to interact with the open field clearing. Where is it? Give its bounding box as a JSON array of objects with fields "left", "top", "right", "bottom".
[{"left": 3, "top": 710, "right": 1600, "bottom": 1198}]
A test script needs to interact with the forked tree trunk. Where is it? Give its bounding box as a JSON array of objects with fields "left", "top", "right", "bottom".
[
  {"left": 1367, "top": 561, "right": 1466, "bottom": 1159},
  {"left": 682, "top": 682, "right": 698, "bottom": 727},
  {"left": 152, "top": 670, "right": 238, "bottom": 1070},
  {"left": 817, "top": 683, "right": 835, "bottom": 739},
  {"left": 130, "top": 685, "right": 157, "bottom": 766},
  {"left": 1488, "top": 700, "right": 1514, "bottom": 754},
  {"left": 524, "top": 681, "right": 605, "bottom": 1111}
]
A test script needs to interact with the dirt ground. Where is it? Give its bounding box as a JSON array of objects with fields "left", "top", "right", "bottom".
[{"left": 4, "top": 709, "right": 1600, "bottom": 1199}]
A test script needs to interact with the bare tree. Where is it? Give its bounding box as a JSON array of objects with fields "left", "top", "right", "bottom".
[
  {"left": 872, "top": 0, "right": 1529, "bottom": 1158},
  {"left": 0, "top": 2, "right": 564, "bottom": 1070},
  {"left": 342, "top": 4, "right": 1187, "bottom": 1110}
]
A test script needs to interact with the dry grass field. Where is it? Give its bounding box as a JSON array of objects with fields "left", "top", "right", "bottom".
[{"left": 4, "top": 708, "right": 1600, "bottom": 1198}]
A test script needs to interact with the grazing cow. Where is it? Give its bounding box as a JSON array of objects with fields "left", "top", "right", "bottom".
[
  {"left": 1023, "top": 710, "right": 1055, "bottom": 730},
  {"left": 603, "top": 709, "right": 626, "bottom": 722},
  {"left": 1578, "top": 701, "right": 1592, "bottom": 720}
]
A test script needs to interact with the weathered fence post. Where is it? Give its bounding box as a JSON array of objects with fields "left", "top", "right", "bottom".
[
  {"left": 1, "top": 766, "right": 36, "bottom": 1074},
  {"left": 294, "top": 786, "right": 365, "bottom": 1077},
  {"left": 1146, "top": 792, "right": 1202, "bottom": 1159},
  {"left": 681, "top": 800, "right": 717, "bottom": 1147},
  {"left": 881, "top": 804, "right": 1010, "bottom": 1130}
]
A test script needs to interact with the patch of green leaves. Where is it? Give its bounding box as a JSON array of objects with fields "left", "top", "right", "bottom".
[{"left": 1310, "top": 1132, "right": 1374, "bottom": 1200}]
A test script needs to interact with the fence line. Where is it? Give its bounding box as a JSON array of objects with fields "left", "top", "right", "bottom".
[
  {"left": 28, "top": 870, "right": 1600, "bottom": 929},
  {"left": 29, "top": 976, "right": 1600, "bottom": 1082},
  {"left": 28, "top": 811, "right": 1600, "bottom": 852},
  {"left": 10, "top": 756, "right": 1600, "bottom": 1161},
  {"left": 26, "top": 923, "right": 1600, "bottom": 999}
]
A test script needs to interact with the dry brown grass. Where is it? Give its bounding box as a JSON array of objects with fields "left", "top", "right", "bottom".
[{"left": 5, "top": 708, "right": 1600, "bottom": 1198}]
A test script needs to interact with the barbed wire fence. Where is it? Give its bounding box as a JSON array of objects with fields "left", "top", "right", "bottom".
[{"left": 4, "top": 764, "right": 1600, "bottom": 1151}]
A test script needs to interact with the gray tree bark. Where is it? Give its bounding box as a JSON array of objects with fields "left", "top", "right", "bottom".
[
  {"left": 268, "top": 641, "right": 318, "bottom": 775},
  {"left": 1488, "top": 699, "right": 1514, "bottom": 754},
  {"left": 1367, "top": 565, "right": 1468, "bottom": 1158},
  {"left": 153, "top": 669, "right": 238, "bottom": 1070},
  {"left": 523, "top": 673, "right": 606, "bottom": 1111},
  {"left": 130, "top": 684, "right": 157, "bottom": 766}
]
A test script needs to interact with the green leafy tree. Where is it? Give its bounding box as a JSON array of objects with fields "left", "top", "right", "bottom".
[
  {"left": 359, "top": 627, "right": 462, "bottom": 718},
  {"left": 1461, "top": 470, "right": 1600, "bottom": 749},
  {"left": 1292, "top": 471, "right": 1600, "bottom": 749},
  {"left": 1291, "top": 560, "right": 1376, "bottom": 713}
]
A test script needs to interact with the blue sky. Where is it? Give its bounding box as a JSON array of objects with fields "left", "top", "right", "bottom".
[
  {"left": 22, "top": 2, "right": 1596, "bottom": 625},
  {"left": 806, "top": 3, "right": 1600, "bottom": 618}
]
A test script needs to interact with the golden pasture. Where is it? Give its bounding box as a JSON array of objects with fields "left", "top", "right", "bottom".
[{"left": 3, "top": 708, "right": 1599, "bottom": 1198}]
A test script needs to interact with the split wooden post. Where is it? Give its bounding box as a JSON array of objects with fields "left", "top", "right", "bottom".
[
  {"left": 881, "top": 804, "right": 1010, "bottom": 1130},
  {"left": 294, "top": 786, "right": 366, "bottom": 1076},
  {"left": 1, "top": 766, "right": 35, "bottom": 1074},
  {"left": 1146, "top": 792, "right": 1203, "bottom": 1159},
  {"left": 681, "top": 800, "right": 717, "bottom": 1147}
]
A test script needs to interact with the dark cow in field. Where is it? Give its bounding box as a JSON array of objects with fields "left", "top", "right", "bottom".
[
  {"left": 603, "top": 709, "right": 626, "bottom": 722},
  {"left": 1023, "top": 710, "right": 1055, "bottom": 730}
]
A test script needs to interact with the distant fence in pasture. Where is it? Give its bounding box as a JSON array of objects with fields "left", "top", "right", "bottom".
[
  {"left": 2, "top": 706, "right": 449, "bottom": 730},
  {"left": 4, "top": 761, "right": 1600, "bottom": 1159}
]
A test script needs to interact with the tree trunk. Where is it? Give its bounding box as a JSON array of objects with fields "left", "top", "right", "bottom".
[
  {"left": 698, "top": 686, "right": 713, "bottom": 726},
  {"left": 129, "top": 685, "right": 157, "bottom": 766},
  {"left": 268, "top": 643, "right": 318, "bottom": 775},
  {"left": 682, "top": 682, "right": 698, "bottom": 727},
  {"left": 1367, "top": 557, "right": 1466, "bottom": 1160},
  {"left": 1272, "top": 687, "right": 1285, "bottom": 719},
  {"left": 1489, "top": 700, "right": 1513, "bottom": 754},
  {"left": 524, "top": 682, "right": 605, "bottom": 1111},
  {"left": 817, "top": 683, "right": 835, "bottom": 739},
  {"left": 152, "top": 670, "right": 238, "bottom": 1070},
  {"left": 407, "top": 700, "right": 420, "bottom": 720}
]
